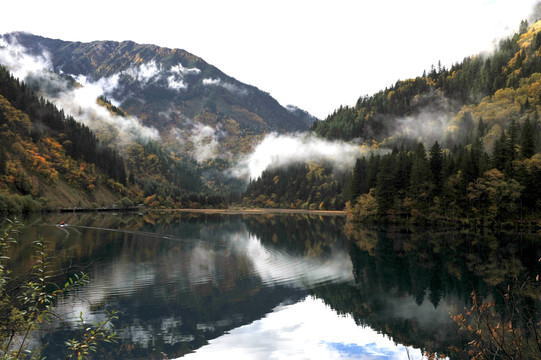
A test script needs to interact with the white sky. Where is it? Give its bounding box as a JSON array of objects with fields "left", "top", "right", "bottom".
[{"left": 0, "top": 0, "right": 540, "bottom": 119}]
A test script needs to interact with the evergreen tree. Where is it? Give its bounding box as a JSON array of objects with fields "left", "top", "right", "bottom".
[
  {"left": 429, "top": 141, "right": 443, "bottom": 194},
  {"left": 477, "top": 117, "right": 486, "bottom": 137},
  {"left": 375, "top": 155, "right": 397, "bottom": 215},
  {"left": 0, "top": 146, "right": 6, "bottom": 175},
  {"left": 493, "top": 132, "right": 508, "bottom": 171},
  {"left": 520, "top": 117, "right": 535, "bottom": 159},
  {"left": 459, "top": 111, "right": 475, "bottom": 144},
  {"left": 409, "top": 143, "right": 431, "bottom": 203},
  {"left": 507, "top": 118, "right": 520, "bottom": 161},
  {"left": 519, "top": 19, "right": 529, "bottom": 34},
  {"left": 350, "top": 157, "right": 367, "bottom": 201},
  {"left": 394, "top": 149, "right": 412, "bottom": 196}
]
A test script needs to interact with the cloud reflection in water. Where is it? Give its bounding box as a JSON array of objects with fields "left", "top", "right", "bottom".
[{"left": 180, "top": 295, "right": 422, "bottom": 360}]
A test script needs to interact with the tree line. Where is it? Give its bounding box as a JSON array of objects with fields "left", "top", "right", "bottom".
[
  {"left": 346, "top": 115, "right": 541, "bottom": 225},
  {"left": 240, "top": 19, "right": 541, "bottom": 224},
  {"left": 311, "top": 20, "right": 535, "bottom": 142}
]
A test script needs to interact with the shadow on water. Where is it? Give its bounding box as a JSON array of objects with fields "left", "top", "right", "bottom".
[{"left": 5, "top": 213, "right": 541, "bottom": 359}]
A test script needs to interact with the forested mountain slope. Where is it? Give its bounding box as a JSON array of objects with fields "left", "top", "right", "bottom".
[
  {"left": 0, "top": 65, "right": 128, "bottom": 210},
  {"left": 0, "top": 31, "right": 322, "bottom": 210},
  {"left": 313, "top": 20, "right": 539, "bottom": 146},
  {"left": 2, "top": 32, "right": 316, "bottom": 133},
  {"left": 246, "top": 19, "right": 541, "bottom": 224},
  {"left": 0, "top": 65, "right": 223, "bottom": 211},
  {"left": 0, "top": 32, "right": 321, "bottom": 206}
]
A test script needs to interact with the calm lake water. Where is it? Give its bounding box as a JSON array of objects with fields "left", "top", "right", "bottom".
[{"left": 9, "top": 212, "right": 541, "bottom": 359}]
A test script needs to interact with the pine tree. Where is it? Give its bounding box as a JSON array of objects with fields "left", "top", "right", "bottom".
[
  {"left": 350, "top": 158, "right": 367, "bottom": 201},
  {"left": 520, "top": 117, "right": 535, "bottom": 159},
  {"left": 477, "top": 117, "right": 486, "bottom": 137},
  {"left": 507, "top": 118, "right": 520, "bottom": 161},
  {"left": 0, "top": 146, "right": 6, "bottom": 175},
  {"left": 493, "top": 132, "right": 508, "bottom": 170},
  {"left": 409, "top": 143, "right": 431, "bottom": 208},
  {"left": 429, "top": 141, "right": 443, "bottom": 194},
  {"left": 376, "top": 155, "right": 397, "bottom": 215},
  {"left": 459, "top": 111, "right": 475, "bottom": 144}
]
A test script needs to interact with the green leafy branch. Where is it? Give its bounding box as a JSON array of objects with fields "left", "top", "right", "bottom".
[{"left": 0, "top": 219, "right": 117, "bottom": 360}]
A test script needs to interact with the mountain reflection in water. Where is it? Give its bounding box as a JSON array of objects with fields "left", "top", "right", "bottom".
[{"left": 11, "top": 213, "right": 540, "bottom": 359}]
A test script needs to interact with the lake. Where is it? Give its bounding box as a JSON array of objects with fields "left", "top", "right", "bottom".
[{"left": 8, "top": 212, "right": 541, "bottom": 359}]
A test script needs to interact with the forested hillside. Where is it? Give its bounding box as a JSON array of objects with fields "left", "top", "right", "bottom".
[
  {"left": 0, "top": 32, "right": 322, "bottom": 202},
  {"left": 0, "top": 65, "right": 127, "bottom": 210},
  {"left": 246, "top": 19, "right": 541, "bottom": 224},
  {"left": 3, "top": 32, "right": 316, "bottom": 133},
  {"left": 3, "top": 19, "right": 541, "bottom": 220},
  {"left": 0, "top": 65, "right": 223, "bottom": 211},
  {"left": 312, "top": 20, "right": 537, "bottom": 143}
]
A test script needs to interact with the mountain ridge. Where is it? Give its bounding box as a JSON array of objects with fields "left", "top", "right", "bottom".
[{"left": 1, "top": 32, "right": 317, "bottom": 133}]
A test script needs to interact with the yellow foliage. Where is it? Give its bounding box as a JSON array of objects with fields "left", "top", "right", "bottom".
[
  {"left": 483, "top": 124, "right": 502, "bottom": 153},
  {"left": 231, "top": 106, "right": 266, "bottom": 126},
  {"left": 517, "top": 20, "right": 541, "bottom": 48},
  {"left": 144, "top": 194, "right": 157, "bottom": 206},
  {"left": 347, "top": 188, "right": 378, "bottom": 222},
  {"left": 470, "top": 90, "right": 520, "bottom": 126},
  {"left": 45, "top": 137, "right": 63, "bottom": 151},
  {"left": 306, "top": 163, "right": 324, "bottom": 182},
  {"left": 0, "top": 95, "right": 32, "bottom": 135}
]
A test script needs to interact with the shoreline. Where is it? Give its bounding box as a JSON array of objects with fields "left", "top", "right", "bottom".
[{"left": 150, "top": 208, "right": 346, "bottom": 216}]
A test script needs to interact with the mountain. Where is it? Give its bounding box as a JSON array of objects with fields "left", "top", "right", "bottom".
[
  {"left": 0, "top": 65, "right": 128, "bottom": 210},
  {"left": 312, "top": 19, "right": 540, "bottom": 145},
  {"left": 3, "top": 18, "right": 541, "bottom": 217},
  {"left": 0, "top": 62, "right": 231, "bottom": 210},
  {"left": 244, "top": 19, "right": 541, "bottom": 221},
  {"left": 1, "top": 32, "right": 317, "bottom": 134},
  {"left": 0, "top": 32, "right": 321, "bottom": 210}
]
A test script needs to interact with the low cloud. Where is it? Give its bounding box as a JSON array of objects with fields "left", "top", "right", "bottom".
[
  {"left": 124, "top": 60, "right": 161, "bottom": 84},
  {"left": 393, "top": 110, "right": 452, "bottom": 142},
  {"left": 61, "top": 74, "right": 160, "bottom": 143},
  {"left": 124, "top": 60, "right": 201, "bottom": 92},
  {"left": 396, "top": 92, "right": 453, "bottom": 141},
  {"left": 202, "top": 78, "right": 220, "bottom": 86},
  {"left": 167, "top": 75, "right": 187, "bottom": 90},
  {"left": 189, "top": 124, "right": 220, "bottom": 162},
  {"left": 202, "top": 77, "right": 249, "bottom": 96},
  {"left": 171, "top": 63, "right": 201, "bottom": 76},
  {"left": 0, "top": 36, "right": 160, "bottom": 144},
  {"left": 230, "top": 133, "right": 366, "bottom": 180},
  {"left": 0, "top": 35, "right": 52, "bottom": 79},
  {"left": 171, "top": 121, "right": 222, "bottom": 163}
]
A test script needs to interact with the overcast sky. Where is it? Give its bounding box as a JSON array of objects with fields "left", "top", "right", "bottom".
[{"left": 1, "top": 0, "right": 540, "bottom": 119}]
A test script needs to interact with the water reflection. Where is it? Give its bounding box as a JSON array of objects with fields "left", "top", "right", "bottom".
[
  {"left": 328, "top": 225, "right": 541, "bottom": 357},
  {"left": 181, "top": 296, "right": 422, "bottom": 360},
  {"left": 15, "top": 213, "right": 358, "bottom": 358},
  {"left": 10, "top": 213, "right": 540, "bottom": 359}
]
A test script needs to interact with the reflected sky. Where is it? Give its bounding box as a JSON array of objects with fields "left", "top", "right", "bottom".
[
  {"left": 17, "top": 214, "right": 468, "bottom": 359},
  {"left": 181, "top": 296, "right": 423, "bottom": 360},
  {"left": 228, "top": 233, "right": 354, "bottom": 288},
  {"left": 52, "top": 228, "right": 354, "bottom": 326}
]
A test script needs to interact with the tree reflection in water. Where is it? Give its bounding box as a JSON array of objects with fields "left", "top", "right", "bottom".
[
  {"left": 8, "top": 213, "right": 541, "bottom": 359},
  {"left": 339, "top": 224, "right": 541, "bottom": 358}
]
